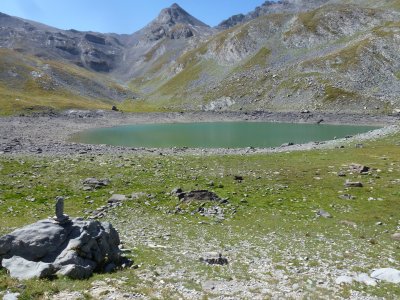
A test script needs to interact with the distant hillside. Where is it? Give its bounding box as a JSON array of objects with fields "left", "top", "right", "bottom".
[
  {"left": 0, "top": 1, "right": 399, "bottom": 114},
  {"left": 143, "top": 0, "right": 400, "bottom": 113}
]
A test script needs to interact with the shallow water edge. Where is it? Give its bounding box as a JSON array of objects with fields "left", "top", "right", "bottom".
[{"left": 0, "top": 110, "right": 399, "bottom": 156}]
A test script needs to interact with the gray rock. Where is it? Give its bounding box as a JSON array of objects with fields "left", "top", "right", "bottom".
[
  {"left": 0, "top": 218, "right": 127, "bottom": 280},
  {"left": 2, "top": 256, "right": 55, "bottom": 280},
  {"left": 57, "top": 264, "right": 93, "bottom": 279},
  {"left": 53, "top": 196, "right": 70, "bottom": 224},
  {"left": 181, "top": 190, "right": 221, "bottom": 202},
  {"left": 317, "top": 209, "right": 332, "bottom": 218},
  {"left": 0, "top": 220, "right": 70, "bottom": 262},
  {"left": 108, "top": 194, "right": 127, "bottom": 203},
  {"left": 371, "top": 268, "right": 400, "bottom": 283},
  {"left": 199, "top": 252, "right": 228, "bottom": 265},
  {"left": 391, "top": 232, "right": 400, "bottom": 241},
  {"left": 348, "top": 164, "right": 370, "bottom": 174},
  {"left": 83, "top": 178, "right": 110, "bottom": 189},
  {"left": 104, "top": 262, "right": 117, "bottom": 273},
  {"left": 339, "top": 194, "right": 355, "bottom": 200},
  {"left": 340, "top": 220, "right": 357, "bottom": 227},
  {"left": 345, "top": 180, "right": 363, "bottom": 188}
]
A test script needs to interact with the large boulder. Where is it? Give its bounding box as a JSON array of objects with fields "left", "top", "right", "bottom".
[{"left": 0, "top": 218, "right": 128, "bottom": 280}]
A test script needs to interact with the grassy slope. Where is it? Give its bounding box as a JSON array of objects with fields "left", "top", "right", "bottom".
[
  {"left": 0, "top": 49, "right": 130, "bottom": 115},
  {"left": 0, "top": 133, "right": 399, "bottom": 298}
]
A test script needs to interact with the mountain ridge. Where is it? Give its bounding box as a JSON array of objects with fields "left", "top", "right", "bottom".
[{"left": 0, "top": 1, "right": 399, "bottom": 115}]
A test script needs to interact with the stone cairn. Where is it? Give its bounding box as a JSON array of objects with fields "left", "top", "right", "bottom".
[
  {"left": 53, "top": 196, "right": 70, "bottom": 224},
  {"left": 0, "top": 197, "right": 131, "bottom": 280}
]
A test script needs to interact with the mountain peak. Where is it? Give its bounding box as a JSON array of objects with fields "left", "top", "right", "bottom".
[
  {"left": 170, "top": 3, "right": 181, "bottom": 9},
  {"left": 154, "top": 3, "right": 208, "bottom": 27}
]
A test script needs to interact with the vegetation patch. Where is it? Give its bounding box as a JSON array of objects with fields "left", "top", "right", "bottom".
[
  {"left": 118, "top": 99, "right": 169, "bottom": 113},
  {"left": 302, "top": 38, "right": 371, "bottom": 72},
  {"left": 0, "top": 133, "right": 400, "bottom": 298},
  {"left": 324, "top": 85, "right": 358, "bottom": 102},
  {"left": 241, "top": 47, "right": 271, "bottom": 70}
]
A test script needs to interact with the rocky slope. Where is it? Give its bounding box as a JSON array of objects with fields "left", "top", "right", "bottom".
[
  {"left": 0, "top": 1, "right": 399, "bottom": 114},
  {"left": 145, "top": 0, "right": 400, "bottom": 113}
]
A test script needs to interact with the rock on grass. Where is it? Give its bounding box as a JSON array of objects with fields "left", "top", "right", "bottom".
[{"left": 199, "top": 252, "right": 228, "bottom": 265}]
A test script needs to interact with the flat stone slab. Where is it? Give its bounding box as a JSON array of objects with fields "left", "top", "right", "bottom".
[
  {"left": 345, "top": 180, "right": 363, "bottom": 188},
  {"left": 371, "top": 268, "right": 400, "bottom": 283},
  {"left": 2, "top": 256, "right": 55, "bottom": 280}
]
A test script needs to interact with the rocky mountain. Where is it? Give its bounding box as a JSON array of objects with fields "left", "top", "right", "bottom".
[
  {"left": 139, "top": 3, "right": 210, "bottom": 41},
  {"left": 112, "top": 3, "right": 214, "bottom": 82},
  {"left": 0, "top": 1, "right": 399, "bottom": 114},
  {"left": 217, "top": 0, "right": 331, "bottom": 30},
  {"left": 143, "top": 0, "right": 400, "bottom": 113}
]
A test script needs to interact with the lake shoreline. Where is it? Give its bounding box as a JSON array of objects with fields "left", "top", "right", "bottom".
[{"left": 0, "top": 110, "right": 399, "bottom": 156}]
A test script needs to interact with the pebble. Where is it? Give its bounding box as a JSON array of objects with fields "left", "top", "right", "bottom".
[
  {"left": 317, "top": 209, "right": 332, "bottom": 218},
  {"left": 391, "top": 233, "right": 400, "bottom": 241}
]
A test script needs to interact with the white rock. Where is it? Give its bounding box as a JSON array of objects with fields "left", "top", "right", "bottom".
[
  {"left": 335, "top": 275, "right": 353, "bottom": 285},
  {"left": 355, "top": 273, "right": 377, "bottom": 286},
  {"left": 371, "top": 268, "right": 400, "bottom": 284},
  {"left": 3, "top": 292, "right": 20, "bottom": 300}
]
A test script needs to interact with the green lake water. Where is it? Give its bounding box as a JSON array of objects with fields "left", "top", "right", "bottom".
[{"left": 71, "top": 122, "right": 379, "bottom": 148}]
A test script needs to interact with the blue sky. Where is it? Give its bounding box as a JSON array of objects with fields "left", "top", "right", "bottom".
[{"left": 0, "top": 0, "right": 269, "bottom": 34}]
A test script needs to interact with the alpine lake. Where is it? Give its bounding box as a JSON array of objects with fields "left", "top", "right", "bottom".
[{"left": 71, "top": 122, "right": 380, "bottom": 148}]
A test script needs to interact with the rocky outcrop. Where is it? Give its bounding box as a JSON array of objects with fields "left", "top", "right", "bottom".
[
  {"left": 85, "top": 33, "right": 106, "bottom": 45},
  {"left": 216, "top": 0, "right": 332, "bottom": 30},
  {"left": 140, "top": 3, "right": 210, "bottom": 42},
  {"left": 0, "top": 218, "right": 130, "bottom": 280},
  {"left": 216, "top": 14, "right": 245, "bottom": 30},
  {"left": 168, "top": 24, "right": 194, "bottom": 39}
]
